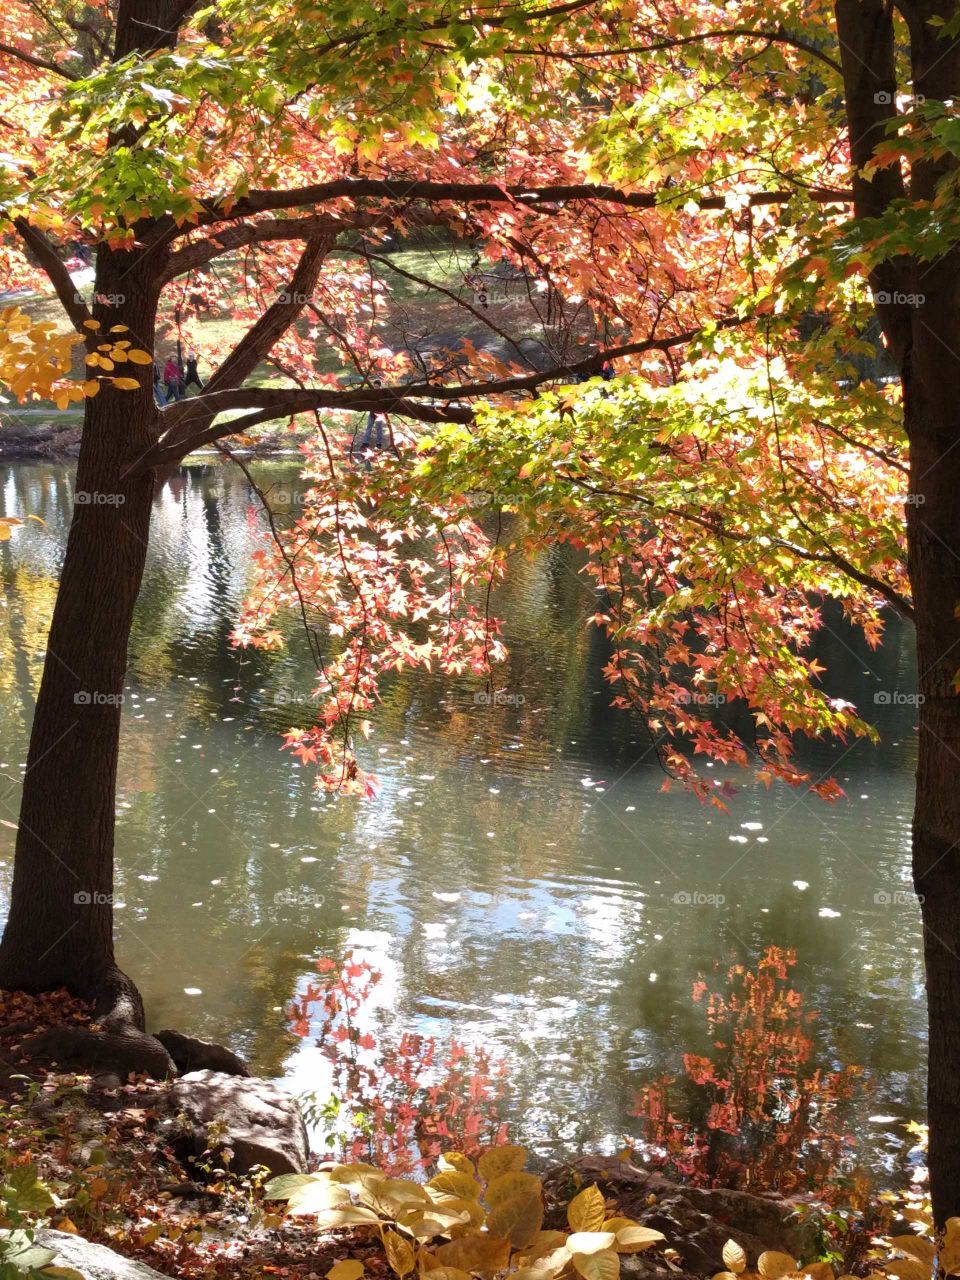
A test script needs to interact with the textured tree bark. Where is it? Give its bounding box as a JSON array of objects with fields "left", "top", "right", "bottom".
[
  {"left": 906, "top": 349, "right": 960, "bottom": 1227},
  {"left": 0, "top": 247, "right": 161, "bottom": 1030}
]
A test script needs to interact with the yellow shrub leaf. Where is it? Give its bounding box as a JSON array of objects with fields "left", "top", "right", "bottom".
[
  {"left": 884, "top": 1258, "right": 933, "bottom": 1280},
  {"left": 399, "top": 1207, "right": 472, "bottom": 1240},
  {"left": 112, "top": 377, "right": 141, "bottom": 390},
  {"left": 434, "top": 1234, "right": 511, "bottom": 1273},
  {"left": 486, "top": 1192, "right": 544, "bottom": 1248},
  {"left": 421, "top": 1192, "right": 484, "bottom": 1229},
  {"left": 889, "top": 1237, "right": 936, "bottom": 1266},
  {"left": 572, "top": 1249, "right": 620, "bottom": 1280},
  {"left": 438, "top": 1153, "right": 476, "bottom": 1176},
  {"left": 801, "top": 1266, "right": 834, "bottom": 1280},
  {"left": 383, "top": 1229, "right": 416, "bottom": 1277},
  {"left": 126, "top": 348, "right": 154, "bottom": 365},
  {"left": 328, "top": 1263, "right": 365, "bottom": 1280},
  {"left": 82, "top": 379, "right": 101, "bottom": 396},
  {"left": 109, "top": 325, "right": 129, "bottom": 333},
  {"left": 329, "top": 1163, "right": 384, "bottom": 1186},
  {"left": 310, "top": 1205, "right": 380, "bottom": 1227},
  {"left": 485, "top": 1171, "right": 542, "bottom": 1207},
  {"left": 611, "top": 1225, "right": 664, "bottom": 1254},
  {"left": 478, "top": 1145, "right": 528, "bottom": 1182},
  {"left": 429, "top": 1171, "right": 481, "bottom": 1201},
  {"left": 361, "top": 1177, "right": 430, "bottom": 1214},
  {"left": 759, "top": 1253, "right": 799, "bottom": 1279},
  {"left": 82, "top": 319, "right": 99, "bottom": 330},
  {"left": 722, "top": 1241, "right": 748, "bottom": 1274},
  {"left": 568, "top": 1233, "right": 617, "bottom": 1255},
  {"left": 568, "top": 1186, "right": 607, "bottom": 1234},
  {"left": 286, "top": 1181, "right": 353, "bottom": 1215}
]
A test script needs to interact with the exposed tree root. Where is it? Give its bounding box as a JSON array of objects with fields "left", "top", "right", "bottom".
[{"left": 2, "top": 970, "right": 249, "bottom": 1082}]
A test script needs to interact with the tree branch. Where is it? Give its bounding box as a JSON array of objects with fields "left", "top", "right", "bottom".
[
  {"left": 129, "top": 318, "right": 745, "bottom": 474},
  {"left": 12, "top": 218, "right": 92, "bottom": 331},
  {"left": 163, "top": 177, "right": 852, "bottom": 235},
  {"left": 159, "top": 213, "right": 381, "bottom": 284},
  {"left": 0, "top": 41, "right": 78, "bottom": 79}
]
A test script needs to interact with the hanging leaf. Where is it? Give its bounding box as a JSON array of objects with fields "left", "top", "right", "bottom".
[{"left": 383, "top": 1228, "right": 416, "bottom": 1277}]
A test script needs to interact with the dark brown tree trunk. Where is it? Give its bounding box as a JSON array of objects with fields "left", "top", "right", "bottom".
[
  {"left": 906, "top": 348, "right": 960, "bottom": 1226},
  {"left": 0, "top": 248, "right": 161, "bottom": 1026}
]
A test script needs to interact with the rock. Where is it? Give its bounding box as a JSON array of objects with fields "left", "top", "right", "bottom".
[
  {"left": 161, "top": 1069, "right": 309, "bottom": 1177},
  {"left": 34, "top": 1229, "right": 169, "bottom": 1279},
  {"left": 565, "top": 1157, "right": 821, "bottom": 1273},
  {"left": 154, "top": 1029, "right": 250, "bottom": 1077}
]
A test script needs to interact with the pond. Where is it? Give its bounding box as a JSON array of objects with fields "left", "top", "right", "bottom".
[{"left": 0, "top": 459, "right": 925, "bottom": 1180}]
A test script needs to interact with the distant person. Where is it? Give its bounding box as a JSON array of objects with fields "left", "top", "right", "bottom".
[
  {"left": 361, "top": 409, "right": 384, "bottom": 450},
  {"left": 182, "top": 350, "right": 204, "bottom": 393},
  {"left": 163, "top": 355, "right": 184, "bottom": 402},
  {"left": 600, "top": 359, "right": 615, "bottom": 381},
  {"left": 153, "top": 361, "right": 167, "bottom": 406}
]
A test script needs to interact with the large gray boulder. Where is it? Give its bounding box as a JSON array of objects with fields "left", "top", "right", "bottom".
[
  {"left": 161, "top": 1069, "right": 309, "bottom": 1177},
  {"left": 34, "top": 1230, "right": 168, "bottom": 1279}
]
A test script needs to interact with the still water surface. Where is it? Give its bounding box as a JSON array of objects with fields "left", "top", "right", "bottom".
[{"left": 0, "top": 461, "right": 925, "bottom": 1173}]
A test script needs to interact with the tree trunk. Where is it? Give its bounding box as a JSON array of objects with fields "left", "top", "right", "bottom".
[
  {"left": 906, "top": 314, "right": 960, "bottom": 1224},
  {"left": 0, "top": 249, "right": 160, "bottom": 1025}
]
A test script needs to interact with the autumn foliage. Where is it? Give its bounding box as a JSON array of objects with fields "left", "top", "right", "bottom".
[
  {"left": 631, "top": 948, "right": 864, "bottom": 1199},
  {"left": 288, "top": 953, "right": 508, "bottom": 1175}
]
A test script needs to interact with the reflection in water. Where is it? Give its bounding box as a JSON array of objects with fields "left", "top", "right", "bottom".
[{"left": 0, "top": 461, "right": 924, "bottom": 1176}]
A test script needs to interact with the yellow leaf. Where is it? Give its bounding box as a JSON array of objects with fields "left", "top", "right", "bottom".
[
  {"left": 383, "top": 1229, "right": 416, "bottom": 1277},
  {"left": 329, "top": 1163, "right": 384, "bottom": 1186},
  {"left": 568, "top": 1233, "right": 617, "bottom": 1255},
  {"left": 429, "top": 1171, "right": 481, "bottom": 1200},
  {"left": 112, "top": 377, "right": 141, "bottom": 391},
  {"left": 311, "top": 1206, "right": 381, "bottom": 1228},
  {"left": 82, "top": 319, "right": 100, "bottom": 330},
  {"left": 759, "top": 1253, "right": 799, "bottom": 1280},
  {"left": 438, "top": 1153, "right": 476, "bottom": 1177},
  {"left": 361, "top": 1177, "right": 430, "bottom": 1215},
  {"left": 477, "top": 1145, "right": 527, "bottom": 1182},
  {"left": 515, "top": 1232, "right": 570, "bottom": 1266},
  {"left": 486, "top": 1193, "right": 543, "bottom": 1248},
  {"left": 884, "top": 1262, "right": 930, "bottom": 1280},
  {"left": 328, "top": 1263, "right": 364, "bottom": 1280},
  {"left": 568, "top": 1186, "right": 606, "bottom": 1234},
  {"left": 889, "top": 1237, "right": 935, "bottom": 1266},
  {"left": 485, "top": 1171, "right": 541, "bottom": 1207},
  {"left": 109, "top": 324, "right": 129, "bottom": 333},
  {"left": 801, "top": 1264, "right": 834, "bottom": 1280},
  {"left": 611, "top": 1224, "right": 664, "bottom": 1254},
  {"left": 83, "top": 379, "right": 101, "bottom": 396},
  {"left": 434, "top": 1235, "right": 511, "bottom": 1274},
  {"left": 722, "top": 1241, "right": 747, "bottom": 1275},
  {"left": 127, "top": 348, "right": 154, "bottom": 365},
  {"left": 572, "top": 1250, "right": 620, "bottom": 1280}
]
